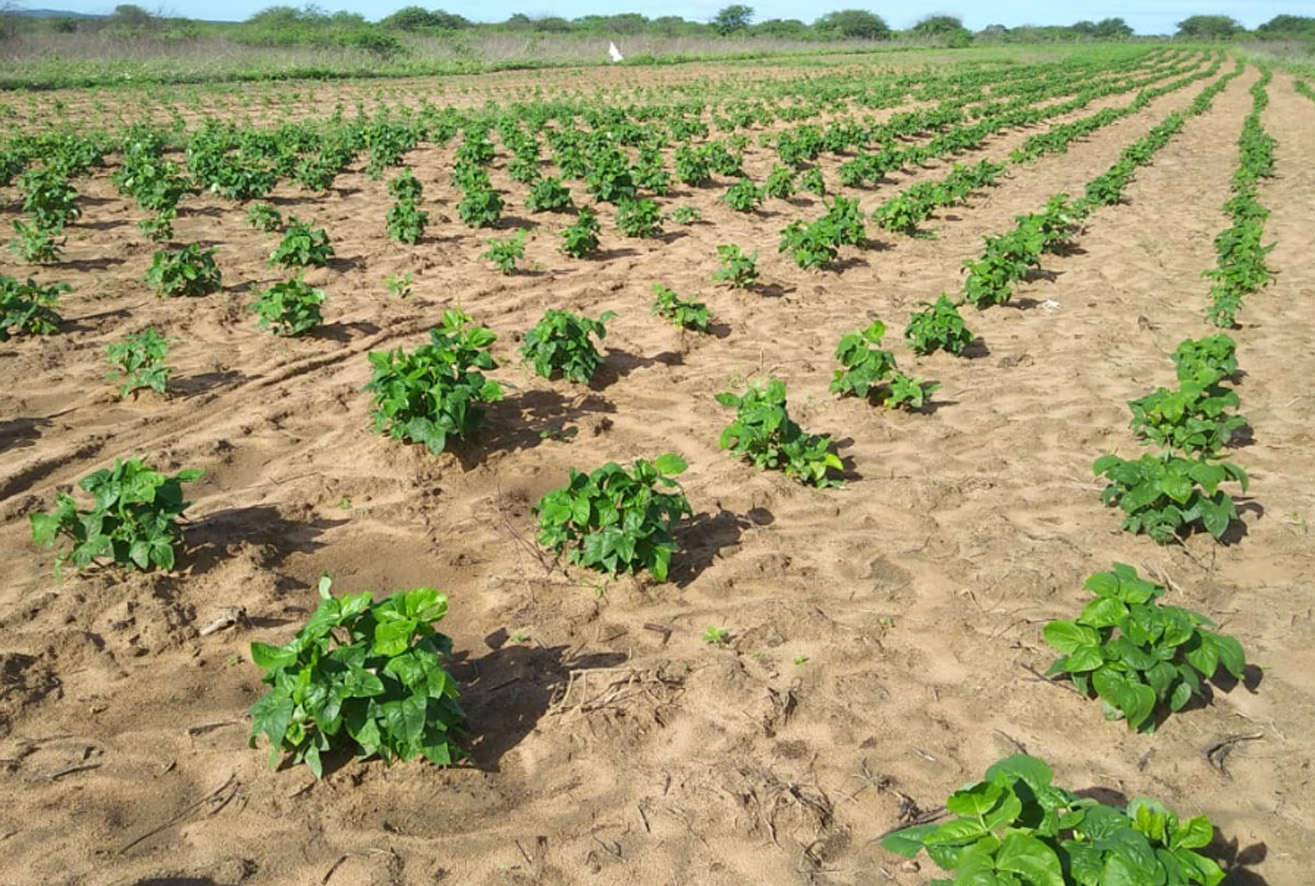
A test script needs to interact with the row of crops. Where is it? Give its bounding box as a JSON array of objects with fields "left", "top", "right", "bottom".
[{"left": 0, "top": 47, "right": 1279, "bottom": 883}]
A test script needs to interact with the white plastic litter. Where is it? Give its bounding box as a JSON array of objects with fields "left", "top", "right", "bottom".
[{"left": 608, "top": 42, "right": 624, "bottom": 63}]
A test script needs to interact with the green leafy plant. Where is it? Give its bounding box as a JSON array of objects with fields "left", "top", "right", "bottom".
[
  {"left": 270, "top": 218, "right": 334, "bottom": 269},
  {"left": 904, "top": 294, "right": 973, "bottom": 356},
  {"left": 520, "top": 309, "right": 615, "bottom": 384},
  {"left": 799, "top": 167, "right": 825, "bottom": 196},
  {"left": 615, "top": 197, "right": 664, "bottom": 239},
  {"left": 533, "top": 452, "right": 692, "bottom": 582},
  {"left": 712, "top": 244, "right": 758, "bottom": 289},
  {"left": 716, "top": 378, "right": 843, "bottom": 488},
  {"left": 145, "top": 243, "right": 222, "bottom": 297},
  {"left": 385, "top": 271, "right": 414, "bottom": 299},
  {"left": 30, "top": 458, "right": 204, "bottom": 576},
  {"left": 9, "top": 219, "right": 63, "bottom": 263},
  {"left": 761, "top": 165, "right": 796, "bottom": 200},
  {"left": 651, "top": 284, "right": 711, "bottom": 333},
  {"left": 702, "top": 625, "right": 730, "bottom": 645},
  {"left": 481, "top": 230, "right": 528, "bottom": 275},
  {"left": 961, "top": 223, "right": 1045, "bottom": 309},
  {"left": 560, "top": 206, "right": 601, "bottom": 258},
  {"left": 386, "top": 168, "right": 424, "bottom": 203},
  {"left": 246, "top": 201, "right": 283, "bottom": 232},
  {"left": 1093, "top": 452, "right": 1248, "bottom": 543},
  {"left": 251, "top": 275, "right": 326, "bottom": 336},
  {"left": 1172, "top": 334, "right": 1238, "bottom": 385},
  {"left": 671, "top": 206, "right": 702, "bottom": 225},
  {"left": 831, "top": 320, "right": 939, "bottom": 410},
  {"left": 457, "top": 183, "right": 504, "bottom": 228},
  {"left": 1044, "top": 563, "right": 1248, "bottom": 732},
  {"left": 249, "top": 576, "right": 464, "bottom": 779},
  {"left": 106, "top": 328, "right": 171, "bottom": 397},
  {"left": 17, "top": 167, "right": 80, "bottom": 230},
  {"left": 386, "top": 199, "right": 429, "bottom": 245},
  {"left": 526, "top": 176, "right": 574, "bottom": 213},
  {"left": 0, "top": 274, "right": 67, "bottom": 340},
  {"left": 1128, "top": 381, "right": 1247, "bottom": 457},
  {"left": 363, "top": 309, "right": 503, "bottom": 455},
  {"left": 137, "top": 208, "right": 177, "bottom": 244},
  {"left": 882, "top": 754, "right": 1225, "bottom": 886},
  {"left": 720, "top": 178, "right": 762, "bottom": 213}
]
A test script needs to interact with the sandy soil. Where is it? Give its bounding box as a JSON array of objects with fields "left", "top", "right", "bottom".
[{"left": 0, "top": 57, "right": 1309, "bottom": 886}]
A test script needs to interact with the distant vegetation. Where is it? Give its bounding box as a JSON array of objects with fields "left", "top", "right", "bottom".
[{"left": 0, "top": 5, "right": 1311, "bottom": 88}]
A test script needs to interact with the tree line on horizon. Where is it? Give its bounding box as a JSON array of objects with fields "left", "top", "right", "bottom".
[{"left": 3, "top": 4, "right": 1312, "bottom": 60}]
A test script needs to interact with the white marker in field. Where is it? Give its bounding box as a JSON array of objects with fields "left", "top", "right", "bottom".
[{"left": 608, "top": 42, "right": 624, "bottom": 63}]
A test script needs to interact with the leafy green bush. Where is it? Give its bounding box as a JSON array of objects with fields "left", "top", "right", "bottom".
[
  {"left": 137, "top": 208, "right": 176, "bottom": 243},
  {"left": 30, "top": 458, "right": 204, "bottom": 576},
  {"left": 882, "top": 754, "right": 1225, "bottom": 885},
  {"left": 457, "top": 183, "right": 504, "bottom": 228},
  {"left": 249, "top": 577, "right": 464, "bottom": 778},
  {"left": 1093, "top": 452, "right": 1248, "bottom": 543},
  {"left": 363, "top": 309, "right": 503, "bottom": 455},
  {"left": 962, "top": 223, "right": 1044, "bottom": 309},
  {"left": 651, "top": 284, "right": 711, "bottom": 333},
  {"left": 716, "top": 378, "right": 843, "bottom": 488},
  {"left": 386, "top": 199, "right": 428, "bottom": 245},
  {"left": 106, "top": 328, "right": 171, "bottom": 397},
  {"left": 9, "top": 220, "right": 63, "bottom": 263},
  {"left": 534, "top": 453, "right": 692, "bottom": 582},
  {"left": 17, "top": 167, "right": 80, "bottom": 230},
  {"left": 1044, "top": 563, "right": 1248, "bottom": 732},
  {"left": 761, "top": 165, "right": 796, "bottom": 200},
  {"left": 1172, "top": 334, "right": 1237, "bottom": 385},
  {"left": 1128, "top": 380, "right": 1247, "bottom": 457},
  {"left": 671, "top": 206, "right": 703, "bottom": 225},
  {"left": 616, "top": 198, "right": 663, "bottom": 239},
  {"left": 712, "top": 244, "right": 758, "bottom": 289},
  {"left": 145, "top": 243, "right": 222, "bottom": 297},
  {"left": 799, "top": 167, "right": 825, "bottom": 196},
  {"left": 251, "top": 276, "right": 326, "bottom": 336},
  {"left": 560, "top": 206, "right": 602, "bottom": 258},
  {"left": 481, "top": 230, "right": 528, "bottom": 275},
  {"left": 520, "top": 309, "right": 615, "bottom": 384},
  {"left": 270, "top": 218, "right": 334, "bottom": 269},
  {"left": 904, "top": 295, "right": 973, "bottom": 356},
  {"left": 246, "top": 201, "right": 283, "bottom": 232},
  {"left": 830, "top": 320, "right": 939, "bottom": 409},
  {"left": 720, "top": 178, "right": 762, "bottom": 212},
  {"left": 1, "top": 275, "right": 67, "bottom": 340},
  {"left": 526, "top": 176, "right": 574, "bottom": 213}
]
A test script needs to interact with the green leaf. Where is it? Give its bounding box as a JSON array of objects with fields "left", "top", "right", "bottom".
[
  {"left": 250, "top": 642, "right": 298, "bottom": 670},
  {"left": 994, "top": 832, "right": 1064, "bottom": 886},
  {"left": 1042, "top": 620, "right": 1100, "bottom": 654},
  {"left": 879, "top": 823, "right": 938, "bottom": 857},
  {"left": 653, "top": 452, "right": 688, "bottom": 476}
]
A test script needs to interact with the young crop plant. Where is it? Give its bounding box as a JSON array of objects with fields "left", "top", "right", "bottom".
[
  {"left": 457, "top": 183, "right": 504, "bottom": 229},
  {"left": 10, "top": 220, "right": 64, "bottom": 263},
  {"left": 830, "top": 320, "right": 939, "bottom": 410},
  {"left": 481, "top": 230, "right": 529, "bottom": 275},
  {"left": 671, "top": 206, "right": 702, "bottom": 226},
  {"left": 270, "top": 218, "right": 335, "bottom": 269},
  {"left": 1093, "top": 452, "right": 1248, "bottom": 544},
  {"left": 651, "top": 284, "right": 711, "bottom": 333},
  {"left": 871, "top": 194, "right": 927, "bottom": 236},
  {"left": 560, "top": 207, "right": 602, "bottom": 259},
  {"left": 904, "top": 295, "right": 973, "bottom": 356},
  {"left": 779, "top": 220, "right": 838, "bottom": 270},
  {"left": 385, "top": 271, "right": 414, "bottom": 299},
  {"left": 1172, "top": 334, "right": 1238, "bottom": 385},
  {"left": 716, "top": 378, "right": 844, "bottom": 488},
  {"left": 246, "top": 201, "right": 283, "bottom": 233},
  {"left": 615, "top": 198, "right": 664, "bottom": 239},
  {"left": 520, "top": 309, "right": 615, "bottom": 384},
  {"left": 761, "top": 165, "right": 796, "bottom": 201},
  {"left": 720, "top": 178, "right": 763, "bottom": 213},
  {"left": 0, "top": 275, "right": 67, "bottom": 340},
  {"left": 138, "top": 208, "right": 177, "bottom": 244},
  {"left": 1022, "top": 193, "right": 1083, "bottom": 254},
  {"left": 251, "top": 275, "right": 326, "bottom": 337},
  {"left": 961, "top": 223, "right": 1045, "bottom": 309},
  {"left": 799, "top": 167, "right": 826, "bottom": 196},
  {"left": 387, "top": 168, "right": 424, "bottom": 203},
  {"left": 249, "top": 576, "right": 464, "bottom": 778},
  {"left": 106, "top": 328, "right": 171, "bottom": 398},
  {"left": 533, "top": 453, "right": 692, "bottom": 582},
  {"left": 17, "top": 167, "right": 80, "bottom": 231},
  {"left": 386, "top": 199, "right": 428, "bottom": 245},
  {"left": 673, "top": 144, "right": 712, "bottom": 186},
  {"left": 363, "top": 309, "right": 503, "bottom": 456},
  {"left": 525, "top": 176, "right": 574, "bottom": 213},
  {"left": 882, "top": 754, "right": 1226, "bottom": 885},
  {"left": 1128, "top": 380, "right": 1247, "bottom": 457},
  {"left": 30, "top": 458, "right": 204, "bottom": 576},
  {"left": 713, "top": 244, "right": 759, "bottom": 289},
  {"left": 145, "top": 243, "right": 222, "bottom": 297},
  {"left": 1044, "top": 563, "right": 1248, "bottom": 733}
]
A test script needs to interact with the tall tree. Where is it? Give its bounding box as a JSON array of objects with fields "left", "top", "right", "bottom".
[
  {"left": 1176, "top": 15, "right": 1244, "bottom": 39},
  {"left": 712, "top": 4, "right": 753, "bottom": 36},
  {"left": 814, "top": 9, "right": 890, "bottom": 40}
]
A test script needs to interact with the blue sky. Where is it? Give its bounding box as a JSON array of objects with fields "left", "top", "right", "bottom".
[{"left": 18, "top": 0, "right": 1305, "bottom": 35}]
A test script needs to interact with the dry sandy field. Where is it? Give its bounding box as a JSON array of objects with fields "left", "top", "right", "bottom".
[{"left": 0, "top": 48, "right": 1311, "bottom": 885}]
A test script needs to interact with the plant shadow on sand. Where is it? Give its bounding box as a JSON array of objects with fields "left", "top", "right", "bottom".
[{"left": 454, "top": 640, "right": 628, "bottom": 770}]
